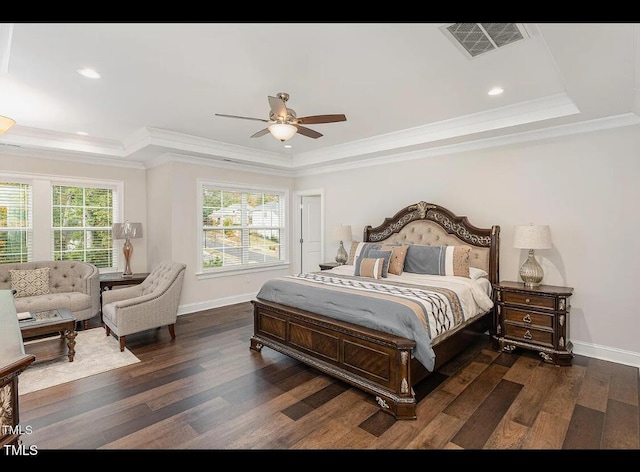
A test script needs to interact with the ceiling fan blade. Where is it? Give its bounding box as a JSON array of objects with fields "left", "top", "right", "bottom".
[
  {"left": 297, "top": 114, "right": 347, "bottom": 125},
  {"left": 215, "top": 113, "right": 268, "bottom": 123},
  {"left": 295, "top": 125, "right": 323, "bottom": 139},
  {"left": 268, "top": 95, "right": 287, "bottom": 120},
  {"left": 250, "top": 128, "right": 271, "bottom": 138}
]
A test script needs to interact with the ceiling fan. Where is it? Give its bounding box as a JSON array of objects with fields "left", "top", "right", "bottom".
[{"left": 215, "top": 92, "right": 347, "bottom": 142}]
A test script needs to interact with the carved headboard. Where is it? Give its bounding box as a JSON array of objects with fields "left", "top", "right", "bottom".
[{"left": 363, "top": 201, "right": 500, "bottom": 284}]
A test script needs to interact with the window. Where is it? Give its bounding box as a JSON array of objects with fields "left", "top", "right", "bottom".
[
  {"left": 0, "top": 181, "right": 32, "bottom": 263},
  {"left": 200, "top": 182, "right": 287, "bottom": 273},
  {"left": 0, "top": 174, "right": 122, "bottom": 270},
  {"left": 52, "top": 184, "right": 116, "bottom": 268}
]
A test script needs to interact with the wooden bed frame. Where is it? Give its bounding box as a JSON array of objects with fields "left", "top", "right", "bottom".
[{"left": 250, "top": 201, "right": 500, "bottom": 420}]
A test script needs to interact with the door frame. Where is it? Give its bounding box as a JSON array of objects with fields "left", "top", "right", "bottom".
[{"left": 294, "top": 188, "right": 325, "bottom": 274}]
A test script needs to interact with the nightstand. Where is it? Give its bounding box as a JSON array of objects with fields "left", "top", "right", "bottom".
[
  {"left": 319, "top": 262, "right": 340, "bottom": 270},
  {"left": 493, "top": 281, "right": 574, "bottom": 366}
]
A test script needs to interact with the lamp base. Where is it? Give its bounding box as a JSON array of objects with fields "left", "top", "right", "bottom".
[
  {"left": 122, "top": 239, "right": 133, "bottom": 277},
  {"left": 519, "top": 249, "right": 544, "bottom": 287},
  {"left": 335, "top": 241, "right": 348, "bottom": 265}
]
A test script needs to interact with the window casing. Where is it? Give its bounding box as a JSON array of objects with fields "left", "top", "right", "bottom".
[
  {"left": 51, "top": 184, "right": 116, "bottom": 268},
  {"left": 0, "top": 181, "right": 32, "bottom": 263},
  {"left": 0, "top": 174, "right": 122, "bottom": 270},
  {"left": 199, "top": 181, "right": 288, "bottom": 274}
]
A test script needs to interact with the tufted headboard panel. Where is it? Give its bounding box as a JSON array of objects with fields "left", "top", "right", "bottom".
[{"left": 363, "top": 201, "right": 500, "bottom": 283}]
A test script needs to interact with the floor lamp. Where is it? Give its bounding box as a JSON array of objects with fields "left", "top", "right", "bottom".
[{"left": 112, "top": 221, "right": 143, "bottom": 277}]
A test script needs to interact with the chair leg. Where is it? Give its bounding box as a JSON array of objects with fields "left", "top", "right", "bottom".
[
  {"left": 119, "top": 336, "right": 126, "bottom": 352},
  {"left": 168, "top": 323, "right": 176, "bottom": 339},
  {"left": 105, "top": 325, "right": 111, "bottom": 336}
]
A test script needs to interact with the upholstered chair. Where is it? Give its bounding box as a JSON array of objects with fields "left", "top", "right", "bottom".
[{"left": 101, "top": 261, "right": 186, "bottom": 352}]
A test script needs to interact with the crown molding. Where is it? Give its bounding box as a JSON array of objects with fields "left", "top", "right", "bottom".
[
  {"left": 0, "top": 140, "right": 145, "bottom": 169},
  {"left": 291, "top": 93, "right": 580, "bottom": 169},
  {"left": 124, "top": 127, "right": 293, "bottom": 169},
  {"left": 155, "top": 152, "right": 295, "bottom": 177},
  {"left": 293, "top": 112, "right": 640, "bottom": 177},
  {"left": 1, "top": 97, "right": 636, "bottom": 177}
]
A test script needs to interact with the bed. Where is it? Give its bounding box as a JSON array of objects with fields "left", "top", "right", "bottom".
[{"left": 250, "top": 201, "right": 500, "bottom": 420}]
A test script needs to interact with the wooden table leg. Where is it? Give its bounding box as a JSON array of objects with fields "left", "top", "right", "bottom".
[{"left": 65, "top": 329, "right": 77, "bottom": 362}]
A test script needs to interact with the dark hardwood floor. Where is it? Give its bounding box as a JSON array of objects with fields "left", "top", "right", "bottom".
[{"left": 17, "top": 302, "right": 640, "bottom": 451}]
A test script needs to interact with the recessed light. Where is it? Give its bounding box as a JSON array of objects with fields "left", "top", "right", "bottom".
[
  {"left": 284, "top": 144, "right": 292, "bottom": 149},
  {"left": 488, "top": 87, "right": 504, "bottom": 96},
  {"left": 76, "top": 131, "right": 88, "bottom": 136},
  {"left": 77, "top": 68, "right": 101, "bottom": 79}
]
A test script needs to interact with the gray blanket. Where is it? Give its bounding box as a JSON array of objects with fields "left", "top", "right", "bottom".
[{"left": 256, "top": 272, "right": 467, "bottom": 371}]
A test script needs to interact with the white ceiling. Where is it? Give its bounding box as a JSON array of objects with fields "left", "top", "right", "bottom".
[{"left": 0, "top": 22, "right": 638, "bottom": 173}]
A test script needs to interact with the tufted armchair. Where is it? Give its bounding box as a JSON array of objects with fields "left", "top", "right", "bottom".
[{"left": 101, "top": 261, "right": 186, "bottom": 352}]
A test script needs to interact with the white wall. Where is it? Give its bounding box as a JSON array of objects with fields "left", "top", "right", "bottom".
[
  {"left": 295, "top": 124, "right": 640, "bottom": 366},
  {"left": 147, "top": 160, "right": 295, "bottom": 314}
]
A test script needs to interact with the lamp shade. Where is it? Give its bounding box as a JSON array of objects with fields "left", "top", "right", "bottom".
[
  {"left": 332, "top": 225, "right": 352, "bottom": 242},
  {"left": 112, "top": 222, "right": 143, "bottom": 240},
  {"left": 0, "top": 115, "right": 16, "bottom": 134},
  {"left": 268, "top": 123, "right": 297, "bottom": 141},
  {"left": 513, "top": 224, "right": 551, "bottom": 249}
]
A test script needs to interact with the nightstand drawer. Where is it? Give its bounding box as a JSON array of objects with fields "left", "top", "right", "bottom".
[
  {"left": 504, "top": 324, "right": 553, "bottom": 347},
  {"left": 503, "top": 307, "right": 553, "bottom": 329},
  {"left": 503, "top": 292, "right": 555, "bottom": 310}
]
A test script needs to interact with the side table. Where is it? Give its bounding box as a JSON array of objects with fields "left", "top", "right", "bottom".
[
  {"left": 493, "top": 281, "right": 574, "bottom": 365},
  {"left": 319, "top": 262, "right": 340, "bottom": 270},
  {"left": 99, "top": 272, "right": 149, "bottom": 319}
]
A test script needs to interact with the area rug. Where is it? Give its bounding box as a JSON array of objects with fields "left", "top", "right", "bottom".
[{"left": 19, "top": 327, "right": 140, "bottom": 395}]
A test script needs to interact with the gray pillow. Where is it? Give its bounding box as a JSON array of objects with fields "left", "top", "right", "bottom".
[
  {"left": 403, "top": 244, "right": 471, "bottom": 277},
  {"left": 403, "top": 245, "right": 446, "bottom": 275}
]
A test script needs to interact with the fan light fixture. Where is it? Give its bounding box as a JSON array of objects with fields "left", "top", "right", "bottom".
[
  {"left": 0, "top": 115, "right": 16, "bottom": 134},
  {"left": 268, "top": 123, "right": 297, "bottom": 141}
]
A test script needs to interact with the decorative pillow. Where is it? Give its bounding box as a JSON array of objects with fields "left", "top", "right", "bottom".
[
  {"left": 403, "top": 245, "right": 471, "bottom": 277},
  {"left": 469, "top": 267, "right": 489, "bottom": 280},
  {"left": 348, "top": 242, "right": 376, "bottom": 264},
  {"left": 381, "top": 244, "right": 409, "bottom": 275},
  {"left": 355, "top": 257, "right": 385, "bottom": 279},
  {"left": 9, "top": 267, "right": 51, "bottom": 298},
  {"left": 355, "top": 249, "right": 392, "bottom": 278},
  {"left": 346, "top": 241, "right": 361, "bottom": 265}
]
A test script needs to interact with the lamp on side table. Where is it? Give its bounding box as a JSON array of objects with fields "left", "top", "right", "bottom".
[{"left": 112, "top": 221, "right": 143, "bottom": 277}]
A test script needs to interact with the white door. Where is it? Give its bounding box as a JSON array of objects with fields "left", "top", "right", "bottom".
[{"left": 300, "top": 195, "right": 322, "bottom": 273}]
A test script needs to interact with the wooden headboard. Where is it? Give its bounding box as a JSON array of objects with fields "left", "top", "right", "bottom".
[{"left": 363, "top": 201, "right": 500, "bottom": 284}]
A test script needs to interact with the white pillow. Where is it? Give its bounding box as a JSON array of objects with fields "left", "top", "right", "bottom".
[{"left": 469, "top": 267, "right": 488, "bottom": 280}]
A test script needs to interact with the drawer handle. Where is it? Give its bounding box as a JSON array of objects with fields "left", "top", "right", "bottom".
[
  {"left": 525, "top": 298, "right": 531, "bottom": 303},
  {"left": 523, "top": 314, "right": 532, "bottom": 323},
  {"left": 523, "top": 330, "right": 532, "bottom": 340}
]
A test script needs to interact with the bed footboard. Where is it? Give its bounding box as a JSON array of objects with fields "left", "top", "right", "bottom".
[{"left": 250, "top": 299, "right": 419, "bottom": 420}]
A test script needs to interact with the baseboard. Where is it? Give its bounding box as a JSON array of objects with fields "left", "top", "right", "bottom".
[
  {"left": 572, "top": 340, "right": 640, "bottom": 368},
  {"left": 177, "top": 291, "right": 258, "bottom": 316}
]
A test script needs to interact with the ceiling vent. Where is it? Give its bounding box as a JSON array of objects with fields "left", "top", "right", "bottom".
[{"left": 441, "top": 23, "right": 530, "bottom": 59}]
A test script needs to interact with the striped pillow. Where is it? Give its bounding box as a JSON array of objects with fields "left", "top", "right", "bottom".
[
  {"left": 403, "top": 245, "right": 471, "bottom": 278},
  {"left": 346, "top": 241, "right": 361, "bottom": 265},
  {"left": 355, "top": 257, "right": 385, "bottom": 279}
]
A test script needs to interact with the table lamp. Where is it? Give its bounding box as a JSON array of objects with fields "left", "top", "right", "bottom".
[
  {"left": 513, "top": 224, "right": 552, "bottom": 287},
  {"left": 112, "top": 221, "right": 143, "bottom": 277}
]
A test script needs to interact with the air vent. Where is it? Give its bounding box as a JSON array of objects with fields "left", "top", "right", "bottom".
[{"left": 441, "top": 23, "right": 530, "bottom": 59}]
